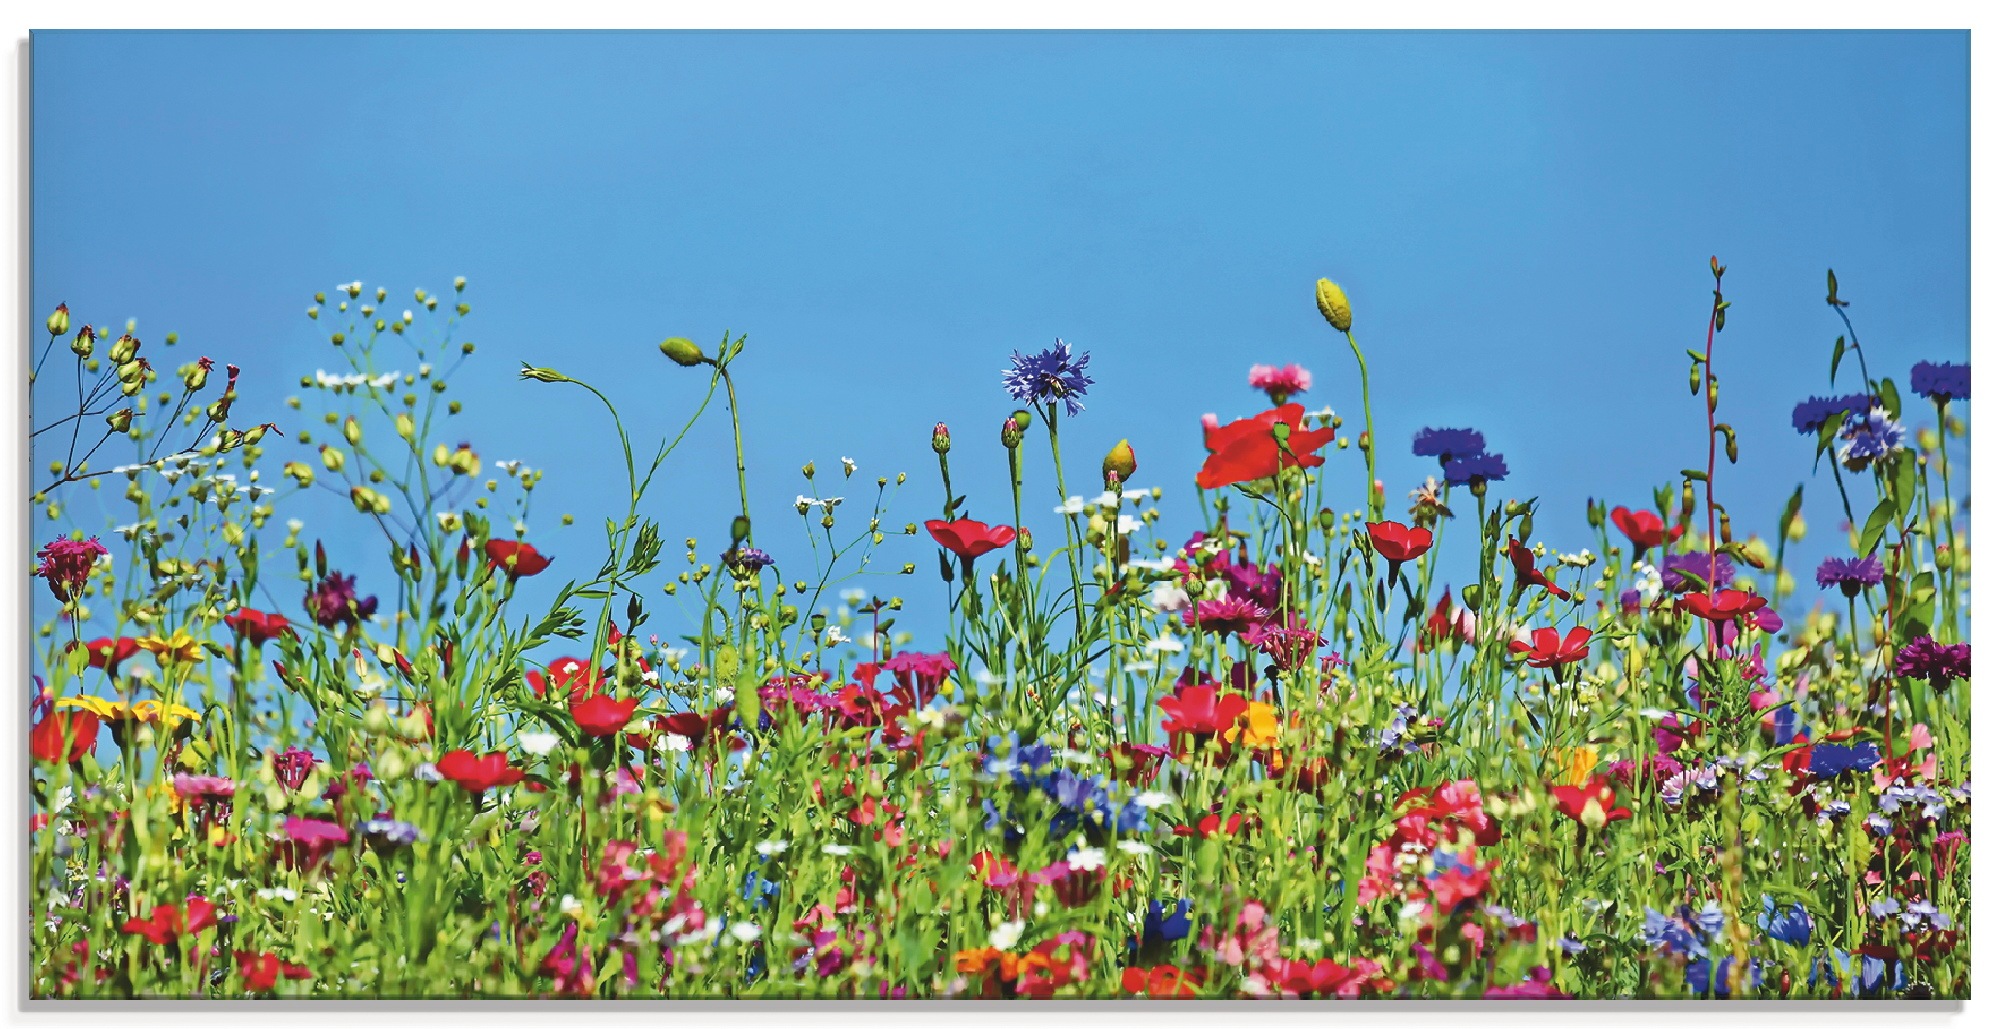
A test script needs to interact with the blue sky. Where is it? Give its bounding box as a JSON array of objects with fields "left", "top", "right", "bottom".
[{"left": 31, "top": 30, "right": 1969, "bottom": 650}]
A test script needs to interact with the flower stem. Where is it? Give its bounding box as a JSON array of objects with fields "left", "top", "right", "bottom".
[{"left": 1341, "top": 329, "right": 1381, "bottom": 521}]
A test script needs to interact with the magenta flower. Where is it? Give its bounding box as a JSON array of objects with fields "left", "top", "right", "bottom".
[
  {"left": 1188, "top": 595, "right": 1270, "bottom": 637},
  {"left": 1815, "top": 554, "right": 1885, "bottom": 597},
  {"left": 1248, "top": 363, "right": 1312, "bottom": 404},
  {"left": 304, "top": 572, "right": 378, "bottom": 628},
  {"left": 1895, "top": 635, "right": 1970, "bottom": 693},
  {"left": 35, "top": 536, "right": 108, "bottom": 603}
]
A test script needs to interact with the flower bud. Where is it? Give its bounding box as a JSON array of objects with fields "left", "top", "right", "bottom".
[
  {"left": 518, "top": 365, "right": 570, "bottom": 383},
  {"left": 109, "top": 333, "right": 139, "bottom": 364},
  {"left": 395, "top": 412, "right": 416, "bottom": 441},
  {"left": 343, "top": 416, "right": 363, "bottom": 445},
  {"left": 1315, "top": 279, "right": 1352, "bottom": 332},
  {"left": 730, "top": 515, "right": 752, "bottom": 545},
  {"left": 46, "top": 303, "right": 69, "bottom": 337},
  {"left": 659, "top": 337, "right": 707, "bottom": 367},
  {"left": 105, "top": 409, "right": 133, "bottom": 432},
  {"left": 320, "top": 446, "right": 347, "bottom": 472},
  {"left": 932, "top": 422, "right": 951, "bottom": 455},
  {"left": 1317, "top": 507, "right": 1336, "bottom": 532},
  {"left": 1102, "top": 439, "right": 1137, "bottom": 485},
  {"left": 283, "top": 461, "right": 315, "bottom": 486},
  {"left": 1786, "top": 513, "right": 1808, "bottom": 542},
  {"left": 1001, "top": 416, "right": 1025, "bottom": 450},
  {"left": 69, "top": 325, "right": 95, "bottom": 359}
]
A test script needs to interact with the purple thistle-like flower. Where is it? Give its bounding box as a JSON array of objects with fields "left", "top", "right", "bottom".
[
  {"left": 305, "top": 571, "right": 378, "bottom": 629},
  {"left": 1412, "top": 427, "right": 1486, "bottom": 463},
  {"left": 1442, "top": 452, "right": 1507, "bottom": 486},
  {"left": 1815, "top": 554, "right": 1885, "bottom": 597},
  {"left": 1002, "top": 338, "right": 1093, "bottom": 416},
  {"left": 1660, "top": 551, "right": 1734, "bottom": 593},
  {"left": 1790, "top": 393, "right": 1876, "bottom": 435},
  {"left": 722, "top": 546, "right": 775, "bottom": 575},
  {"left": 1910, "top": 360, "right": 1970, "bottom": 403},
  {"left": 1894, "top": 634, "right": 1970, "bottom": 692}
]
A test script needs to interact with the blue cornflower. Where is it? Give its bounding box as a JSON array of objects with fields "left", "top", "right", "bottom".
[
  {"left": 1815, "top": 554, "right": 1884, "bottom": 596},
  {"left": 740, "top": 870, "right": 780, "bottom": 908},
  {"left": 1685, "top": 955, "right": 1762, "bottom": 997},
  {"left": 1003, "top": 338, "right": 1093, "bottom": 416},
  {"left": 360, "top": 817, "right": 421, "bottom": 847},
  {"left": 1660, "top": 551, "right": 1734, "bottom": 593},
  {"left": 1837, "top": 407, "right": 1906, "bottom": 467},
  {"left": 1910, "top": 360, "right": 1970, "bottom": 402},
  {"left": 1758, "top": 896, "right": 1813, "bottom": 946},
  {"left": 1442, "top": 452, "right": 1508, "bottom": 486},
  {"left": 1412, "top": 427, "right": 1486, "bottom": 463},
  {"left": 1790, "top": 393, "right": 1876, "bottom": 435},
  {"left": 1143, "top": 899, "right": 1193, "bottom": 945},
  {"left": 1807, "top": 741, "right": 1881, "bottom": 778},
  {"left": 1644, "top": 904, "right": 1723, "bottom": 957}
]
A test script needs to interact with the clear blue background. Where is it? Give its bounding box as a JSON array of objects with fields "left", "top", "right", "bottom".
[{"left": 31, "top": 30, "right": 1970, "bottom": 652}]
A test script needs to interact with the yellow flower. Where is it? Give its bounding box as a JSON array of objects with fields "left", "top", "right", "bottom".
[
  {"left": 1554, "top": 745, "right": 1600, "bottom": 787},
  {"left": 1222, "top": 701, "right": 1281, "bottom": 749},
  {"left": 56, "top": 695, "right": 122, "bottom": 718},
  {"left": 136, "top": 632, "right": 203, "bottom": 664},
  {"left": 127, "top": 700, "right": 202, "bottom": 729}
]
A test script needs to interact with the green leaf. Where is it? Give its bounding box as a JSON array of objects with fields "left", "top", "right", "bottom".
[
  {"left": 1878, "top": 377, "right": 1902, "bottom": 421},
  {"left": 1892, "top": 450, "right": 1918, "bottom": 523},
  {"left": 1830, "top": 336, "right": 1845, "bottom": 386},
  {"left": 1858, "top": 498, "right": 1897, "bottom": 557},
  {"left": 1680, "top": 469, "right": 1708, "bottom": 482},
  {"left": 1780, "top": 485, "right": 1804, "bottom": 537},
  {"left": 1827, "top": 268, "right": 1840, "bottom": 305}
]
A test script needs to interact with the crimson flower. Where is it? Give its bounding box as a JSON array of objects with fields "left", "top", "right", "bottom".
[
  {"left": 527, "top": 656, "right": 603, "bottom": 701},
  {"left": 1548, "top": 776, "right": 1633, "bottom": 828},
  {"left": 30, "top": 710, "right": 99, "bottom": 764},
  {"left": 234, "top": 950, "right": 312, "bottom": 993},
  {"left": 1121, "top": 964, "right": 1206, "bottom": 998},
  {"left": 660, "top": 707, "right": 745, "bottom": 753},
  {"left": 1505, "top": 537, "right": 1572, "bottom": 601},
  {"left": 436, "top": 750, "right": 525, "bottom": 793},
  {"left": 74, "top": 636, "right": 139, "bottom": 675},
  {"left": 122, "top": 897, "right": 218, "bottom": 945},
  {"left": 570, "top": 693, "right": 640, "bottom": 738},
  {"left": 1195, "top": 403, "right": 1337, "bottom": 490},
  {"left": 1366, "top": 519, "right": 1433, "bottom": 563},
  {"left": 925, "top": 518, "right": 1017, "bottom": 561},
  {"left": 1158, "top": 685, "right": 1249, "bottom": 752},
  {"left": 485, "top": 539, "right": 553, "bottom": 578},
  {"left": 1508, "top": 626, "right": 1592, "bottom": 669},
  {"left": 35, "top": 536, "right": 108, "bottom": 603},
  {"left": 224, "top": 608, "right": 293, "bottom": 647},
  {"left": 1610, "top": 505, "right": 1682, "bottom": 553},
  {"left": 1677, "top": 588, "right": 1768, "bottom": 626}
]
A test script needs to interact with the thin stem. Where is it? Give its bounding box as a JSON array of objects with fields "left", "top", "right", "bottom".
[{"left": 1341, "top": 329, "right": 1381, "bottom": 521}]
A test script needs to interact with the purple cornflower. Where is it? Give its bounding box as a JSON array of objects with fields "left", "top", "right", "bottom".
[
  {"left": 1815, "top": 554, "right": 1884, "bottom": 597},
  {"left": 1442, "top": 452, "right": 1507, "bottom": 486},
  {"left": 360, "top": 817, "right": 422, "bottom": 848},
  {"left": 1790, "top": 393, "right": 1876, "bottom": 435},
  {"left": 1909, "top": 360, "right": 1970, "bottom": 402},
  {"left": 1894, "top": 634, "right": 1970, "bottom": 692},
  {"left": 1660, "top": 551, "right": 1734, "bottom": 593},
  {"left": 1837, "top": 407, "right": 1906, "bottom": 468},
  {"left": 1412, "top": 427, "right": 1486, "bottom": 464},
  {"left": 722, "top": 546, "right": 775, "bottom": 576},
  {"left": 304, "top": 571, "right": 378, "bottom": 628},
  {"left": 1002, "top": 338, "right": 1093, "bottom": 416}
]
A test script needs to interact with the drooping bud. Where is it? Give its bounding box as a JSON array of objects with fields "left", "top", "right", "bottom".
[
  {"left": 46, "top": 303, "right": 69, "bottom": 337},
  {"left": 659, "top": 337, "right": 707, "bottom": 367},
  {"left": 931, "top": 422, "right": 951, "bottom": 455},
  {"left": 1102, "top": 439, "right": 1137, "bottom": 486},
  {"left": 1315, "top": 279, "right": 1352, "bottom": 332}
]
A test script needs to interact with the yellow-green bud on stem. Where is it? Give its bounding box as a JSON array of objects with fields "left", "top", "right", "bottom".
[
  {"left": 518, "top": 364, "right": 571, "bottom": 384},
  {"left": 659, "top": 337, "right": 707, "bottom": 367},
  {"left": 109, "top": 334, "right": 140, "bottom": 364},
  {"left": 46, "top": 303, "right": 70, "bottom": 337},
  {"left": 70, "top": 325, "right": 95, "bottom": 359},
  {"left": 343, "top": 416, "right": 363, "bottom": 446},
  {"left": 932, "top": 422, "right": 952, "bottom": 455},
  {"left": 1315, "top": 278, "right": 1353, "bottom": 333},
  {"left": 105, "top": 409, "right": 133, "bottom": 432},
  {"left": 1102, "top": 439, "right": 1137, "bottom": 486}
]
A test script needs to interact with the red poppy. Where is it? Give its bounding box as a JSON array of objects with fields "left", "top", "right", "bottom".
[
  {"left": 1505, "top": 537, "right": 1573, "bottom": 601},
  {"left": 436, "top": 750, "right": 525, "bottom": 793},
  {"left": 1609, "top": 505, "right": 1682, "bottom": 553},
  {"left": 485, "top": 539, "right": 553, "bottom": 578},
  {"left": 569, "top": 693, "right": 640, "bottom": 738},
  {"left": 30, "top": 710, "right": 99, "bottom": 764},
  {"left": 1366, "top": 520, "right": 1434, "bottom": 564},
  {"left": 1547, "top": 776, "right": 1633, "bottom": 828},
  {"left": 74, "top": 636, "right": 139, "bottom": 674},
  {"left": 660, "top": 707, "right": 746, "bottom": 754},
  {"left": 1157, "top": 685, "right": 1249, "bottom": 754},
  {"left": 1171, "top": 812, "right": 1248, "bottom": 839},
  {"left": 1677, "top": 588, "right": 1768, "bottom": 626},
  {"left": 223, "top": 608, "right": 293, "bottom": 647},
  {"left": 1508, "top": 626, "right": 1592, "bottom": 669},
  {"left": 121, "top": 897, "right": 218, "bottom": 945},
  {"left": 1195, "top": 403, "right": 1337, "bottom": 490},
  {"left": 234, "top": 950, "right": 312, "bottom": 992},
  {"left": 1121, "top": 964, "right": 1206, "bottom": 998},
  {"left": 527, "top": 656, "right": 603, "bottom": 701},
  {"left": 925, "top": 518, "right": 1017, "bottom": 561}
]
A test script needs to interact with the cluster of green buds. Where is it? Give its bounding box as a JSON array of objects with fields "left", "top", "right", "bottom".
[
  {"left": 350, "top": 485, "right": 392, "bottom": 515},
  {"left": 1001, "top": 409, "right": 1030, "bottom": 449},
  {"left": 432, "top": 442, "right": 481, "bottom": 476}
]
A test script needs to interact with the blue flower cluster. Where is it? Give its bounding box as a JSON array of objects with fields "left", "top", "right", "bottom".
[
  {"left": 1789, "top": 392, "right": 1876, "bottom": 435},
  {"left": 981, "top": 741, "right": 1149, "bottom": 841},
  {"left": 1910, "top": 360, "right": 1970, "bottom": 402},
  {"left": 1412, "top": 427, "right": 1508, "bottom": 486}
]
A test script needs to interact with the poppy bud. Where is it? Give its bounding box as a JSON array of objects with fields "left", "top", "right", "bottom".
[
  {"left": 1315, "top": 278, "right": 1352, "bottom": 332},
  {"left": 1102, "top": 439, "right": 1137, "bottom": 485},
  {"left": 1317, "top": 507, "right": 1335, "bottom": 532},
  {"left": 1460, "top": 583, "right": 1483, "bottom": 612},
  {"left": 105, "top": 409, "right": 133, "bottom": 432},
  {"left": 659, "top": 337, "right": 707, "bottom": 367},
  {"left": 46, "top": 304, "right": 69, "bottom": 337},
  {"left": 109, "top": 333, "right": 139, "bottom": 363},
  {"left": 70, "top": 325, "right": 95, "bottom": 359},
  {"left": 932, "top": 422, "right": 951, "bottom": 455}
]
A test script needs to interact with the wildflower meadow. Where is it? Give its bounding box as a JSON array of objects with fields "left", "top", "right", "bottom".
[{"left": 25, "top": 264, "right": 1970, "bottom": 1000}]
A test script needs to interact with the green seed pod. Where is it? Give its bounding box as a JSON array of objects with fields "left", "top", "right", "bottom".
[{"left": 46, "top": 303, "right": 70, "bottom": 337}]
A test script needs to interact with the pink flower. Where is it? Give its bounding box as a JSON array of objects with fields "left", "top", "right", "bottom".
[
  {"left": 35, "top": 536, "right": 108, "bottom": 602},
  {"left": 1248, "top": 363, "right": 1312, "bottom": 404},
  {"left": 1187, "top": 595, "right": 1269, "bottom": 637}
]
